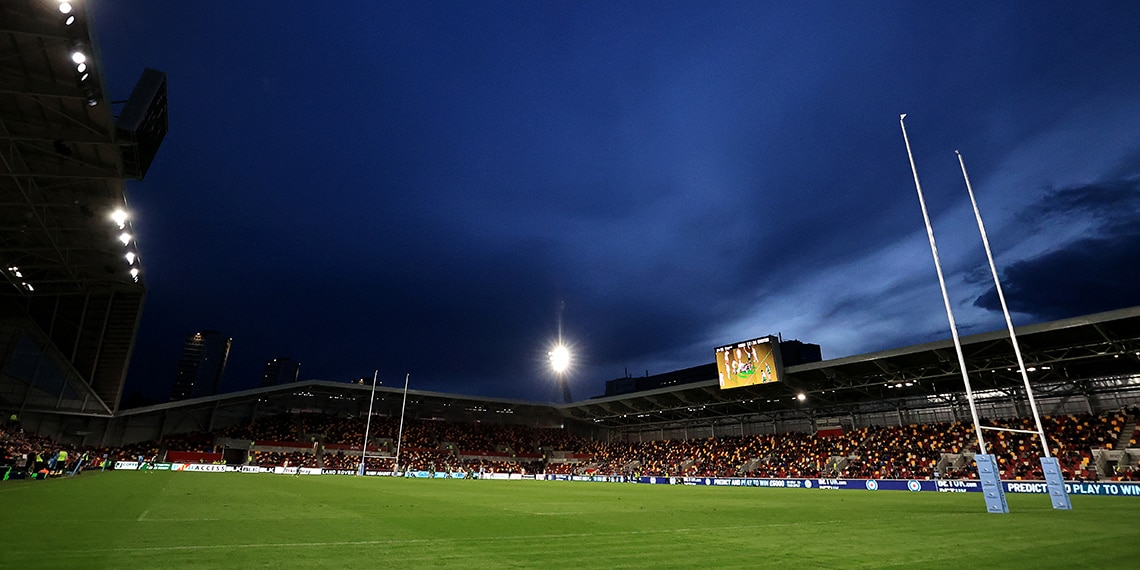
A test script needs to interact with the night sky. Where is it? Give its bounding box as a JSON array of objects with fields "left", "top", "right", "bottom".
[{"left": 91, "top": 1, "right": 1140, "bottom": 404}]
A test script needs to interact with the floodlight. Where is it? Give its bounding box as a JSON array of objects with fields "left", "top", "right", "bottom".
[
  {"left": 129, "top": 268, "right": 139, "bottom": 279},
  {"left": 71, "top": 51, "right": 85, "bottom": 64},
  {"left": 118, "top": 232, "right": 131, "bottom": 245},
  {"left": 111, "top": 209, "right": 127, "bottom": 228},
  {"left": 796, "top": 393, "right": 806, "bottom": 402},
  {"left": 77, "top": 62, "right": 86, "bottom": 73},
  {"left": 125, "top": 252, "right": 136, "bottom": 265},
  {"left": 80, "top": 73, "right": 89, "bottom": 82},
  {"left": 550, "top": 345, "right": 570, "bottom": 373},
  {"left": 65, "top": 15, "right": 76, "bottom": 26},
  {"left": 59, "top": 2, "right": 72, "bottom": 14}
]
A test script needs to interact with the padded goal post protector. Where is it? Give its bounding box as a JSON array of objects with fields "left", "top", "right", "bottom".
[
  {"left": 1039, "top": 457, "right": 1073, "bottom": 510},
  {"left": 975, "top": 454, "right": 1009, "bottom": 514}
]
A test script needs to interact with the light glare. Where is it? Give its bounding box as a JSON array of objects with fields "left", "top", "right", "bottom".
[
  {"left": 550, "top": 345, "right": 570, "bottom": 373},
  {"left": 111, "top": 209, "right": 127, "bottom": 228},
  {"left": 59, "top": 3, "right": 72, "bottom": 14},
  {"left": 71, "top": 51, "right": 85, "bottom": 64},
  {"left": 118, "top": 232, "right": 131, "bottom": 245}
]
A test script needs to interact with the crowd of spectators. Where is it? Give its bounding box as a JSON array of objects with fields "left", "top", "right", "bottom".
[
  {"left": 3, "top": 407, "right": 1139, "bottom": 482},
  {"left": 1, "top": 420, "right": 104, "bottom": 477}
]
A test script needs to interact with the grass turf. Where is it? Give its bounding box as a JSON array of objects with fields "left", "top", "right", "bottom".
[{"left": 1, "top": 471, "right": 1138, "bottom": 568}]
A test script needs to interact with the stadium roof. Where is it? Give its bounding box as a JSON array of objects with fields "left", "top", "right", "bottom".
[
  {"left": 98, "top": 306, "right": 1140, "bottom": 442},
  {"left": 559, "top": 306, "right": 1140, "bottom": 429},
  {"left": 0, "top": 0, "right": 166, "bottom": 415}
]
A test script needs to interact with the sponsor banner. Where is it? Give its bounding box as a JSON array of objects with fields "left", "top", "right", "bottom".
[
  {"left": 173, "top": 463, "right": 227, "bottom": 472},
  {"left": 1060, "top": 482, "right": 1140, "bottom": 496},
  {"left": 937, "top": 479, "right": 980, "bottom": 493},
  {"left": 563, "top": 475, "right": 624, "bottom": 483},
  {"left": 859, "top": 480, "right": 936, "bottom": 492},
  {"left": 1001, "top": 481, "right": 1140, "bottom": 496},
  {"left": 685, "top": 477, "right": 813, "bottom": 488},
  {"left": 484, "top": 473, "right": 512, "bottom": 480},
  {"left": 1004, "top": 481, "right": 1050, "bottom": 494},
  {"left": 816, "top": 478, "right": 852, "bottom": 490},
  {"left": 271, "top": 466, "right": 321, "bottom": 475},
  {"left": 95, "top": 464, "right": 1140, "bottom": 496}
]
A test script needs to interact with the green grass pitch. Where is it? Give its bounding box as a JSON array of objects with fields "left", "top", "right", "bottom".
[{"left": 2, "top": 472, "right": 1138, "bottom": 568}]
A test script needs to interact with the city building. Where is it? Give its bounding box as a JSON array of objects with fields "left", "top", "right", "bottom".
[
  {"left": 262, "top": 357, "right": 301, "bottom": 387},
  {"left": 170, "top": 330, "right": 231, "bottom": 401}
]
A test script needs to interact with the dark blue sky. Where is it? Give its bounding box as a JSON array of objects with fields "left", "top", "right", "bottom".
[{"left": 91, "top": 1, "right": 1140, "bottom": 403}]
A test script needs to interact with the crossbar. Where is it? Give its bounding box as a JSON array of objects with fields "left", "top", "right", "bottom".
[{"left": 980, "top": 426, "right": 1039, "bottom": 435}]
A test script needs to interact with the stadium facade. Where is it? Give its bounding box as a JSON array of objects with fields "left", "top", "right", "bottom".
[
  {"left": 5, "top": 305, "right": 1139, "bottom": 450},
  {"left": 0, "top": 0, "right": 166, "bottom": 417},
  {"left": 2, "top": 0, "right": 1139, "bottom": 457}
]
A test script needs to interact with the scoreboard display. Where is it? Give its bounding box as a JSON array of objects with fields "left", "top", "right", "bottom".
[{"left": 716, "top": 335, "right": 783, "bottom": 389}]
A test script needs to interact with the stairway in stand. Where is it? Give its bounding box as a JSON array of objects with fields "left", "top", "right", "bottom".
[{"left": 1116, "top": 415, "right": 1137, "bottom": 450}]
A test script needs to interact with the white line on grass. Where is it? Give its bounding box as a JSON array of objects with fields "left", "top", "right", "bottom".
[
  {"left": 45, "top": 520, "right": 849, "bottom": 555},
  {"left": 136, "top": 510, "right": 148, "bottom": 521}
]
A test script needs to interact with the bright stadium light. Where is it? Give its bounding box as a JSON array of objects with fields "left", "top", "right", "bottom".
[
  {"left": 71, "top": 51, "right": 85, "bottom": 64},
  {"left": 111, "top": 209, "right": 128, "bottom": 228},
  {"left": 65, "top": 14, "right": 76, "bottom": 26},
  {"left": 118, "top": 232, "right": 131, "bottom": 245},
  {"left": 59, "top": 2, "right": 73, "bottom": 14},
  {"left": 77, "top": 62, "right": 86, "bottom": 73},
  {"left": 796, "top": 393, "right": 806, "bottom": 402},
  {"left": 550, "top": 344, "right": 570, "bottom": 374},
  {"left": 125, "top": 252, "right": 136, "bottom": 265}
]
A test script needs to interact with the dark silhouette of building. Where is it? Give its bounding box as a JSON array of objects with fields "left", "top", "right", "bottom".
[
  {"left": 261, "top": 357, "right": 301, "bottom": 387},
  {"left": 170, "top": 330, "right": 231, "bottom": 401}
]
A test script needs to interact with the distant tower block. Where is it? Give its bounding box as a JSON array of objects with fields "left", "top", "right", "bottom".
[
  {"left": 262, "top": 357, "right": 301, "bottom": 387},
  {"left": 170, "top": 330, "right": 231, "bottom": 400}
]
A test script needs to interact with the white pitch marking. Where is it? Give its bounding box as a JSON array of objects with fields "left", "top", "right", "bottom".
[
  {"left": 46, "top": 521, "right": 850, "bottom": 555},
  {"left": 136, "top": 510, "right": 148, "bottom": 521}
]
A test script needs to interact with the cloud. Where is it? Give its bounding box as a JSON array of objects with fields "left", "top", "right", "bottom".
[{"left": 974, "top": 176, "right": 1140, "bottom": 320}]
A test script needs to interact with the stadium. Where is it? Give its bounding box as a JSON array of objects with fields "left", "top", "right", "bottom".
[{"left": 3, "top": 1, "right": 1140, "bottom": 567}]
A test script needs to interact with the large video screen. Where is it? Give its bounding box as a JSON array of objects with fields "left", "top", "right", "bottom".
[{"left": 716, "top": 335, "right": 782, "bottom": 389}]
